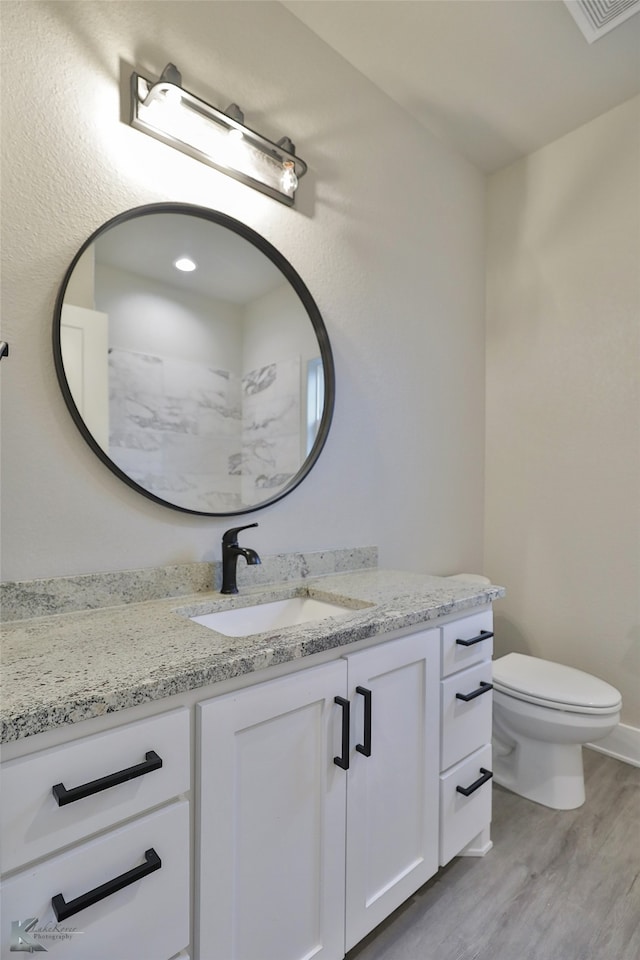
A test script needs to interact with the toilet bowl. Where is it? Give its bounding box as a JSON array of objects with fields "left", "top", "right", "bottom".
[{"left": 492, "top": 653, "right": 621, "bottom": 810}]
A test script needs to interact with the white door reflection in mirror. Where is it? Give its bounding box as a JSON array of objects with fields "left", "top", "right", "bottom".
[{"left": 60, "top": 304, "right": 109, "bottom": 451}]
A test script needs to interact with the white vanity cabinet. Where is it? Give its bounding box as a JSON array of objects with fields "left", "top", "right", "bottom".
[
  {"left": 197, "top": 628, "right": 441, "bottom": 960},
  {"left": 1, "top": 600, "right": 497, "bottom": 960},
  {"left": 0, "top": 709, "right": 191, "bottom": 960},
  {"left": 438, "top": 610, "right": 494, "bottom": 866}
]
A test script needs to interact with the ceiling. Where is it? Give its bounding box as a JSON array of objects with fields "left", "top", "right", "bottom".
[
  {"left": 282, "top": 0, "right": 640, "bottom": 172},
  {"left": 95, "top": 214, "right": 284, "bottom": 303}
]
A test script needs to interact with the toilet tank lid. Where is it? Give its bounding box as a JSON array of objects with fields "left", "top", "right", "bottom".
[
  {"left": 447, "top": 574, "right": 492, "bottom": 586},
  {"left": 493, "top": 653, "right": 622, "bottom": 709}
]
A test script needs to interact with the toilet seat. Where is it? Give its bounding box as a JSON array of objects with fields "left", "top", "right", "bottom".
[{"left": 493, "top": 653, "right": 621, "bottom": 715}]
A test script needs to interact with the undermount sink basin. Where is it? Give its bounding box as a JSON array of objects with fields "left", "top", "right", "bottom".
[{"left": 190, "top": 596, "right": 356, "bottom": 638}]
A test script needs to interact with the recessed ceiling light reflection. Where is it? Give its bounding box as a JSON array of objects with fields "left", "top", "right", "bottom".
[{"left": 174, "top": 256, "right": 197, "bottom": 272}]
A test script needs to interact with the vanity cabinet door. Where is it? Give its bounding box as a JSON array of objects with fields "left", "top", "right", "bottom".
[
  {"left": 440, "top": 661, "right": 493, "bottom": 771},
  {"left": 1, "top": 708, "right": 190, "bottom": 874},
  {"left": 441, "top": 610, "right": 493, "bottom": 677},
  {"left": 0, "top": 800, "right": 190, "bottom": 960},
  {"left": 439, "top": 744, "right": 493, "bottom": 866},
  {"left": 343, "top": 630, "right": 440, "bottom": 952},
  {"left": 197, "top": 659, "right": 348, "bottom": 960}
]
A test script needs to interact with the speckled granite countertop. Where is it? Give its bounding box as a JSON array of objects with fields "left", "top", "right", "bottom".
[{"left": 0, "top": 569, "right": 504, "bottom": 744}]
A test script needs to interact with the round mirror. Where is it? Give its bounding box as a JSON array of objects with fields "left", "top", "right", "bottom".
[{"left": 53, "top": 204, "right": 334, "bottom": 515}]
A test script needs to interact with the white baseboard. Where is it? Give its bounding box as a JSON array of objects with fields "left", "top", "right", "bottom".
[
  {"left": 586, "top": 723, "right": 640, "bottom": 768},
  {"left": 459, "top": 826, "right": 492, "bottom": 858}
]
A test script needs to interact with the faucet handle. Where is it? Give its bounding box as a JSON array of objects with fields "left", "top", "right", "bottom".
[{"left": 222, "top": 522, "right": 258, "bottom": 546}]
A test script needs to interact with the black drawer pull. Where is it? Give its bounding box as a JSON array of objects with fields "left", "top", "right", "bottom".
[
  {"left": 456, "top": 767, "right": 493, "bottom": 797},
  {"left": 455, "top": 629, "right": 494, "bottom": 647},
  {"left": 334, "top": 696, "right": 350, "bottom": 770},
  {"left": 52, "top": 750, "right": 163, "bottom": 806},
  {"left": 52, "top": 848, "right": 161, "bottom": 921},
  {"left": 355, "top": 686, "right": 372, "bottom": 757},
  {"left": 456, "top": 681, "right": 493, "bottom": 702}
]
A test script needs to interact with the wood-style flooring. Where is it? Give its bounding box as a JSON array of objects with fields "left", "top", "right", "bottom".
[{"left": 346, "top": 751, "right": 640, "bottom": 960}]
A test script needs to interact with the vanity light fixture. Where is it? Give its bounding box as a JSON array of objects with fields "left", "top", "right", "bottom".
[{"left": 129, "top": 63, "right": 307, "bottom": 206}]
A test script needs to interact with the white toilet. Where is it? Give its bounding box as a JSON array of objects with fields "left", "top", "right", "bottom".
[{"left": 492, "top": 653, "right": 621, "bottom": 809}]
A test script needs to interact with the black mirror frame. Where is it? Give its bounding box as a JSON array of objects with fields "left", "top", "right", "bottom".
[{"left": 53, "top": 202, "right": 335, "bottom": 517}]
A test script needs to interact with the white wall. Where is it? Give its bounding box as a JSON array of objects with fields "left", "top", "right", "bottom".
[
  {"left": 0, "top": 0, "right": 486, "bottom": 580},
  {"left": 242, "top": 281, "right": 319, "bottom": 376},
  {"left": 96, "top": 263, "right": 243, "bottom": 367},
  {"left": 485, "top": 96, "right": 640, "bottom": 727}
]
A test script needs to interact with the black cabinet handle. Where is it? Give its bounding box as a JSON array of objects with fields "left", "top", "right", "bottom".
[
  {"left": 456, "top": 767, "right": 493, "bottom": 797},
  {"left": 456, "top": 681, "right": 493, "bottom": 702},
  {"left": 355, "top": 686, "right": 372, "bottom": 757},
  {"left": 455, "top": 630, "right": 494, "bottom": 647},
  {"left": 52, "top": 750, "right": 163, "bottom": 806},
  {"left": 52, "top": 848, "right": 161, "bottom": 921},
  {"left": 334, "top": 696, "right": 350, "bottom": 770}
]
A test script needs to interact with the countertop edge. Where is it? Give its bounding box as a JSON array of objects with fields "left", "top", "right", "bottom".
[{"left": 1, "top": 570, "right": 505, "bottom": 744}]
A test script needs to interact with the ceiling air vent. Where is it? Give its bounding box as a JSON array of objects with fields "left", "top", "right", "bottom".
[{"left": 564, "top": 0, "right": 640, "bottom": 42}]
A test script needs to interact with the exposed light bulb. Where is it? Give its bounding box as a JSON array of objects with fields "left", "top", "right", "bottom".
[
  {"left": 143, "top": 81, "right": 182, "bottom": 113},
  {"left": 281, "top": 159, "right": 298, "bottom": 194},
  {"left": 160, "top": 84, "right": 182, "bottom": 107},
  {"left": 174, "top": 256, "right": 197, "bottom": 272}
]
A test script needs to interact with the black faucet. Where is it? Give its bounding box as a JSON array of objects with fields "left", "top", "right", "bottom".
[{"left": 220, "top": 523, "right": 261, "bottom": 594}]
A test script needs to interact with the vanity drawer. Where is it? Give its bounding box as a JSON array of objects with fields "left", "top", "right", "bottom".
[
  {"left": 439, "top": 744, "right": 492, "bottom": 867},
  {"left": 0, "top": 800, "right": 190, "bottom": 960},
  {"left": 440, "top": 661, "right": 493, "bottom": 771},
  {"left": 441, "top": 610, "right": 493, "bottom": 677},
  {"left": 0, "top": 708, "right": 190, "bottom": 874}
]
